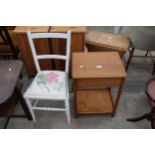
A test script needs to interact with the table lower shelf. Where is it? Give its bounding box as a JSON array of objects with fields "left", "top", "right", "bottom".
[{"left": 76, "top": 89, "right": 114, "bottom": 115}]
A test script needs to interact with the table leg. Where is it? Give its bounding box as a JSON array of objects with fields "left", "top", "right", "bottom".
[
  {"left": 73, "top": 80, "right": 78, "bottom": 118},
  {"left": 112, "top": 78, "right": 125, "bottom": 117},
  {"left": 15, "top": 87, "right": 32, "bottom": 120},
  {"left": 126, "top": 47, "right": 135, "bottom": 71}
]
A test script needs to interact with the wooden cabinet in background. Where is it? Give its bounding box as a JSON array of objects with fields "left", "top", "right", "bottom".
[
  {"left": 14, "top": 26, "right": 87, "bottom": 77},
  {"left": 49, "top": 26, "right": 87, "bottom": 71}
]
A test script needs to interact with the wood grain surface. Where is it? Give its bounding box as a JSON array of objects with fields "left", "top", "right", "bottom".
[
  {"left": 76, "top": 89, "right": 113, "bottom": 114},
  {"left": 72, "top": 52, "right": 127, "bottom": 79},
  {"left": 50, "top": 26, "right": 87, "bottom": 33},
  {"left": 14, "top": 26, "right": 50, "bottom": 33},
  {"left": 85, "top": 31, "right": 130, "bottom": 54}
]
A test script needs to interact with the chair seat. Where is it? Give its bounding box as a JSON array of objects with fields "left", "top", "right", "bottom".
[{"left": 24, "top": 71, "right": 68, "bottom": 100}]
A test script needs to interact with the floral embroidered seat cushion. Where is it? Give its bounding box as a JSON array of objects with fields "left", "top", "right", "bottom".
[{"left": 24, "top": 71, "right": 68, "bottom": 99}]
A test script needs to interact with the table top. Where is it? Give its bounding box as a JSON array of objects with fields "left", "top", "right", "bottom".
[
  {"left": 72, "top": 52, "right": 127, "bottom": 79},
  {"left": 50, "top": 26, "right": 87, "bottom": 33},
  {"left": 0, "top": 60, "right": 23, "bottom": 103},
  {"left": 85, "top": 31, "right": 130, "bottom": 51},
  {"left": 14, "top": 26, "right": 50, "bottom": 33}
]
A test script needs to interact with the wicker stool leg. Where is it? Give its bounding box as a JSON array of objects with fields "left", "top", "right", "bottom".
[{"left": 126, "top": 47, "right": 135, "bottom": 71}]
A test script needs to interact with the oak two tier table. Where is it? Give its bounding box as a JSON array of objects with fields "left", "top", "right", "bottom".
[{"left": 72, "top": 52, "right": 127, "bottom": 117}]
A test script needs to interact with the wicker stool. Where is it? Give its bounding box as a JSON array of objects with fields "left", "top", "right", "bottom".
[{"left": 85, "top": 31, "right": 130, "bottom": 58}]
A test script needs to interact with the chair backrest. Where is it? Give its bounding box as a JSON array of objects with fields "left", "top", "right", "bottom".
[
  {"left": 27, "top": 31, "right": 71, "bottom": 74},
  {"left": 119, "top": 26, "right": 155, "bottom": 50}
]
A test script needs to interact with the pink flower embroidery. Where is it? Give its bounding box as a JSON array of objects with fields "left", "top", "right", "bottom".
[{"left": 45, "top": 72, "right": 58, "bottom": 84}]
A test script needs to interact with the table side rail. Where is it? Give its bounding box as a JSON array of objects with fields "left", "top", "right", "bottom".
[{"left": 75, "top": 78, "right": 122, "bottom": 90}]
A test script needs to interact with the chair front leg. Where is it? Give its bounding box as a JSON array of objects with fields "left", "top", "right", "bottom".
[{"left": 25, "top": 98, "right": 36, "bottom": 121}]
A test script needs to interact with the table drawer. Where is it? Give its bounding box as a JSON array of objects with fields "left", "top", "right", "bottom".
[{"left": 75, "top": 78, "right": 122, "bottom": 90}]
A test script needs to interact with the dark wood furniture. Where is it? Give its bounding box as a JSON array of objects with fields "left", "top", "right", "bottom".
[
  {"left": 0, "top": 26, "right": 18, "bottom": 59},
  {"left": 119, "top": 27, "right": 155, "bottom": 74},
  {"left": 85, "top": 31, "right": 130, "bottom": 58},
  {"left": 72, "top": 52, "right": 127, "bottom": 117},
  {"left": 0, "top": 60, "right": 32, "bottom": 128},
  {"left": 14, "top": 26, "right": 87, "bottom": 77},
  {"left": 127, "top": 77, "right": 155, "bottom": 129}
]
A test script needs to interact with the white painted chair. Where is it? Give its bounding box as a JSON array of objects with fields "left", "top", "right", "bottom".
[{"left": 24, "top": 31, "right": 71, "bottom": 125}]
